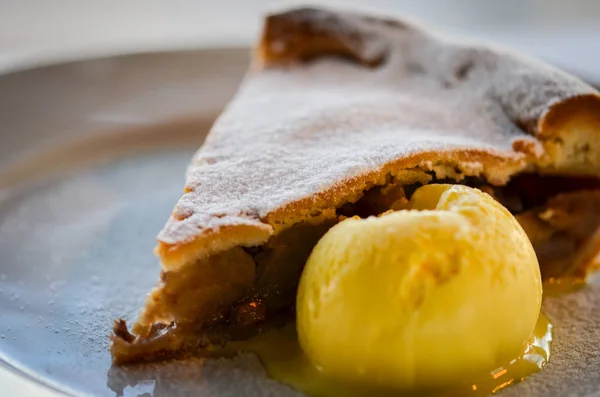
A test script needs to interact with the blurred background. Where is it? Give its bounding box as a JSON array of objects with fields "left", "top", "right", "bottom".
[{"left": 0, "top": 0, "right": 599, "bottom": 80}]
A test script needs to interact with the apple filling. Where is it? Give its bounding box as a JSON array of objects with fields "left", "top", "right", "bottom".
[{"left": 112, "top": 171, "right": 600, "bottom": 364}]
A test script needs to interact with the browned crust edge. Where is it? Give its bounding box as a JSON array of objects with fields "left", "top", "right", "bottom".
[{"left": 157, "top": 148, "right": 526, "bottom": 270}]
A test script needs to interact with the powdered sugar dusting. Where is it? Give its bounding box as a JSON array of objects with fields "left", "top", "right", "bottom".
[{"left": 158, "top": 7, "right": 599, "bottom": 248}]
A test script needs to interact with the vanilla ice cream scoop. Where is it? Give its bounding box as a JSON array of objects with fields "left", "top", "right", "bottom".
[{"left": 296, "top": 184, "right": 542, "bottom": 390}]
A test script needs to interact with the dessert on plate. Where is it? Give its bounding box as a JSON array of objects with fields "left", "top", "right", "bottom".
[{"left": 111, "top": 6, "right": 600, "bottom": 387}]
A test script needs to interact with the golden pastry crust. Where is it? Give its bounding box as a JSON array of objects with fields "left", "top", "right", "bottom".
[
  {"left": 157, "top": 7, "right": 600, "bottom": 272},
  {"left": 112, "top": 7, "right": 600, "bottom": 364}
]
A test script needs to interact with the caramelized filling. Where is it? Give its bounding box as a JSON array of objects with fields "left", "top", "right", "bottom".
[{"left": 111, "top": 172, "right": 600, "bottom": 364}]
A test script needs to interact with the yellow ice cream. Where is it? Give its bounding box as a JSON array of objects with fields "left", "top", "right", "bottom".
[{"left": 296, "top": 184, "right": 542, "bottom": 390}]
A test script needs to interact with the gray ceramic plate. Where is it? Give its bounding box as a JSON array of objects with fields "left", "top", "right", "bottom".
[{"left": 0, "top": 48, "right": 599, "bottom": 397}]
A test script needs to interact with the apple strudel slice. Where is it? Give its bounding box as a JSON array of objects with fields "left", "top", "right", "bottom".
[{"left": 111, "top": 6, "right": 600, "bottom": 364}]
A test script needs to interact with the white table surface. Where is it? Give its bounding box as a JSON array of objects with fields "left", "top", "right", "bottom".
[{"left": 0, "top": 1, "right": 599, "bottom": 396}]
